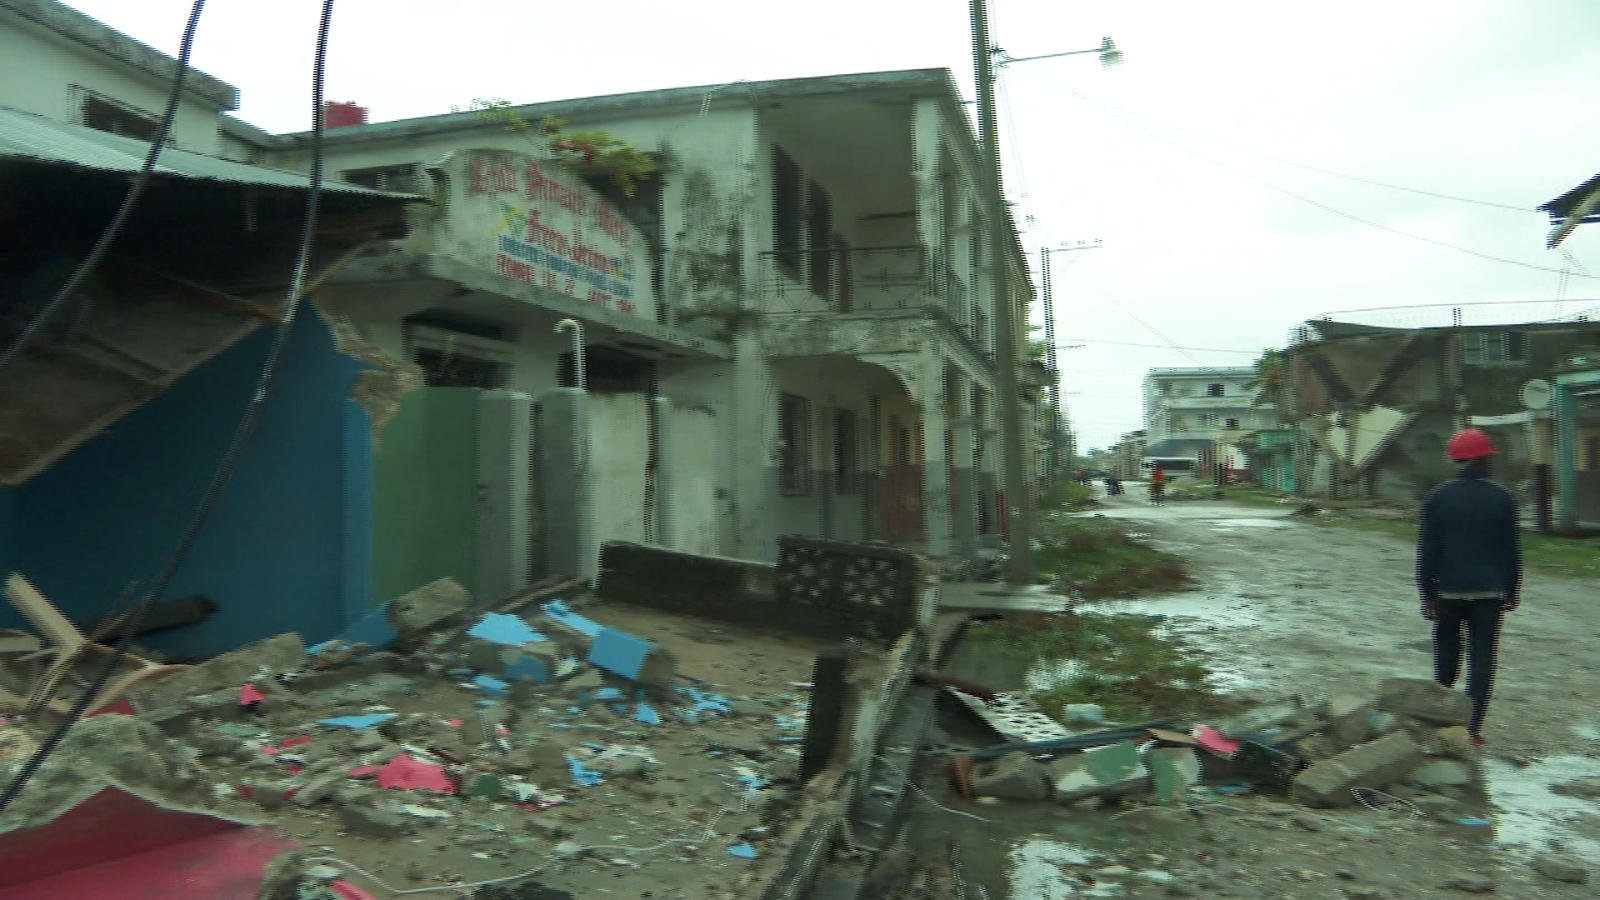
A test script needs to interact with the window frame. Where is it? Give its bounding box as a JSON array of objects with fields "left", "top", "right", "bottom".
[
  {"left": 833, "top": 408, "right": 861, "bottom": 495},
  {"left": 778, "top": 393, "right": 814, "bottom": 496}
]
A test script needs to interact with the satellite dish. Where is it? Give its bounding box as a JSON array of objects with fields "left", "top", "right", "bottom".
[{"left": 1521, "top": 379, "right": 1552, "bottom": 411}]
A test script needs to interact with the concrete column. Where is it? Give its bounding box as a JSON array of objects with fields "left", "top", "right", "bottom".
[
  {"left": 918, "top": 351, "right": 953, "bottom": 559},
  {"left": 950, "top": 373, "right": 979, "bottom": 561},
  {"left": 477, "top": 390, "right": 533, "bottom": 603},
  {"left": 539, "top": 387, "right": 596, "bottom": 581},
  {"left": 650, "top": 396, "right": 674, "bottom": 548},
  {"left": 730, "top": 331, "right": 775, "bottom": 560}
]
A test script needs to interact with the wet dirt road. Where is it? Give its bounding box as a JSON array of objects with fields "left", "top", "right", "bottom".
[{"left": 1076, "top": 485, "right": 1600, "bottom": 860}]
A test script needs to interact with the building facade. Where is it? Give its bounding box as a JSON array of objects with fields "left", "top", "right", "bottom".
[
  {"left": 224, "top": 69, "right": 1036, "bottom": 588},
  {"left": 1141, "top": 366, "right": 1278, "bottom": 467}
]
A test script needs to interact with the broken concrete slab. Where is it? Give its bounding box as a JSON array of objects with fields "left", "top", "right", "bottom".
[
  {"left": 1323, "top": 694, "right": 1374, "bottom": 750},
  {"left": 1377, "top": 678, "right": 1471, "bottom": 726},
  {"left": 1550, "top": 776, "right": 1600, "bottom": 800},
  {"left": 337, "top": 804, "right": 414, "bottom": 838},
  {"left": 128, "top": 633, "right": 304, "bottom": 717},
  {"left": 1531, "top": 852, "right": 1589, "bottom": 884},
  {"left": 387, "top": 577, "right": 471, "bottom": 637},
  {"left": 586, "top": 628, "right": 676, "bottom": 689},
  {"left": 1216, "top": 703, "right": 1302, "bottom": 740},
  {"left": 970, "top": 751, "right": 1052, "bottom": 801},
  {"left": 1291, "top": 730, "right": 1422, "bottom": 808},
  {"left": 1145, "top": 748, "right": 1201, "bottom": 803},
  {"left": 1050, "top": 743, "right": 1153, "bottom": 804},
  {"left": 1406, "top": 759, "right": 1475, "bottom": 789}
]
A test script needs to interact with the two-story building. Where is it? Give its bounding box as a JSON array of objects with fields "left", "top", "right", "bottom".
[
  {"left": 221, "top": 68, "right": 1036, "bottom": 591},
  {"left": 1142, "top": 366, "right": 1278, "bottom": 472}
]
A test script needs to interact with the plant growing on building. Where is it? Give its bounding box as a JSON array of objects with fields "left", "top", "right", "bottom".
[{"left": 470, "top": 98, "right": 657, "bottom": 197}]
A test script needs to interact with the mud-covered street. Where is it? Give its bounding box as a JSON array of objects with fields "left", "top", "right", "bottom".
[{"left": 887, "top": 485, "right": 1600, "bottom": 900}]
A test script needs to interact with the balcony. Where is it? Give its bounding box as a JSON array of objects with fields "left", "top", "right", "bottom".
[{"left": 758, "top": 245, "right": 995, "bottom": 368}]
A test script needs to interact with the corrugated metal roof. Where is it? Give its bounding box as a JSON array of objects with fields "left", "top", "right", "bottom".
[{"left": 0, "top": 106, "right": 417, "bottom": 198}]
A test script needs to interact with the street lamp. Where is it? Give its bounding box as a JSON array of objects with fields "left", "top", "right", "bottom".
[{"left": 996, "top": 36, "right": 1123, "bottom": 69}]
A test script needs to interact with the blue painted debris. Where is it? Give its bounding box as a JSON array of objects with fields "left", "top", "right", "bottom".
[
  {"left": 472, "top": 675, "right": 510, "bottom": 699},
  {"left": 594, "top": 687, "right": 624, "bottom": 701},
  {"left": 738, "top": 774, "right": 765, "bottom": 790},
  {"left": 468, "top": 613, "right": 548, "bottom": 646},
  {"left": 587, "top": 628, "right": 657, "bottom": 679},
  {"left": 675, "top": 686, "right": 732, "bottom": 722},
  {"left": 543, "top": 600, "right": 601, "bottom": 637},
  {"left": 727, "top": 843, "right": 758, "bottom": 859},
  {"left": 635, "top": 703, "right": 660, "bottom": 726},
  {"left": 317, "top": 714, "right": 397, "bottom": 729},
  {"left": 567, "top": 757, "right": 604, "bottom": 787},
  {"left": 333, "top": 603, "right": 399, "bottom": 653},
  {"left": 503, "top": 653, "right": 550, "bottom": 683}
]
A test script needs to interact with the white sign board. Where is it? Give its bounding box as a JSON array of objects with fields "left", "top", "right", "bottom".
[{"left": 439, "top": 149, "right": 654, "bottom": 319}]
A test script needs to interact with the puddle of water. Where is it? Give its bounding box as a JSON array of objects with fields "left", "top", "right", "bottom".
[
  {"left": 1007, "top": 840, "right": 1101, "bottom": 900},
  {"left": 1207, "top": 518, "right": 1290, "bottom": 530},
  {"left": 1482, "top": 755, "right": 1600, "bottom": 856}
]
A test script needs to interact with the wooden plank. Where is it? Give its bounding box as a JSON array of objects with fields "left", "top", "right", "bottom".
[{"left": 6, "top": 574, "right": 85, "bottom": 654}]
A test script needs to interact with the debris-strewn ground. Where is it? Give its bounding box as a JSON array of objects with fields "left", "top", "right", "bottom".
[
  {"left": 1, "top": 596, "right": 834, "bottom": 899},
  {"left": 885, "top": 486, "right": 1600, "bottom": 900}
]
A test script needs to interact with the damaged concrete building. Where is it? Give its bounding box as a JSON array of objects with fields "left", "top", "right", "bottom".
[
  {"left": 217, "top": 68, "right": 1039, "bottom": 591},
  {"left": 0, "top": 0, "right": 420, "bottom": 654},
  {"left": 1278, "top": 315, "right": 1600, "bottom": 505}
]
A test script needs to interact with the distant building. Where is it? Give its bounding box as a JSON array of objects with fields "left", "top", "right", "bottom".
[{"left": 1141, "top": 367, "right": 1280, "bottom": 467}]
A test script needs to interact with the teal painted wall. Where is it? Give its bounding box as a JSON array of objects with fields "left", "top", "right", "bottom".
[{"left": 371, "top": 387, "right": 481, "bottom": 605}]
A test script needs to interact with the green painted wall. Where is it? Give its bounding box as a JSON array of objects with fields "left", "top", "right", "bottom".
[{"left": 371, "top": 387, "right": 481, "bottom": 605}]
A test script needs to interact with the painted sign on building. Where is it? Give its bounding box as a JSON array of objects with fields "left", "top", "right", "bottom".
[{"left": 440, "top": 149, "right": 654, "bottom": 318}]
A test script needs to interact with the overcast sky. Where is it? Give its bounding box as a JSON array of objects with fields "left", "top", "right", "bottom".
[{"left": 68, "top": 0, "right": 1600, "bottom": 450}]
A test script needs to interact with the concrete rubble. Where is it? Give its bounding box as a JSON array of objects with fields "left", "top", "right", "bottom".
[
  {"left": 0, "top": 580, "right": 832, "bottom": 900},
  {"left": 940, "top": 677, "right": 1490, "bottom": 822}
]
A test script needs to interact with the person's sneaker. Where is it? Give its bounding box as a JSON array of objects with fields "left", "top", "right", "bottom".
[{"left": 1469, "top": 733, "right": 1486, "bottom": 748}]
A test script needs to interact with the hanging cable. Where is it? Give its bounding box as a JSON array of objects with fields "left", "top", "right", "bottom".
[
  {"left": 0, "top": 0, "right": 340, "bottom": 813},
  {"left": 1010, "top": 68, "right": 1600, "bottom": 282},
  {"left": 0, "top": 0, "right": 209, "bottom": 376},
  {"left": 1021, "top": 77, "right": 1529, "bottom": 213},
  {"left": 1068, "top": 267, "right": 1210, "bottom": 367}
]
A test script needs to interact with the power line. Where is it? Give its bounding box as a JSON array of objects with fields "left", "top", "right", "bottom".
[
  {"left": 0, "top": 0, "right": 339, "bottom": 811},
  {"left": 1068, "top": 267, "right": 1213, "bottom": 366},
  {"left": 1008, "top": 76, "right": 1530, "bottom": 213},
  {"left": 1011, "top": 68, "right": 1600, "bottom": 283},
  {"left": 1056, "top": 337, "right": 1261, "bottom": 354},
  {"left": 0, "top": 4, "right": 207, "bottom": 376}
]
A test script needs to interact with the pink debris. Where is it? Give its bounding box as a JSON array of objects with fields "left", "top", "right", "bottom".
[
  {"left": 1194, "top": 726, "right": 1241, "bottom": 758},
  {"left": 279, "top": 735, "right": 312, "bottom": 748},
  {"left": 284, "top": 765, "right": 304, "bottom": 776},
  {"left": 374, "top": 754, "right": 453, "bottom": 794},
  {"left": 348, "top": 765, "right": 378, "bottom": 779},
  {"left": 238, "top": 684, "right": 265, "bottom": 706},
  {"left": 259, "top": 746, "right": 280, "bottom": 756},
  {"left": 447, "top": 718, "right": 464, "bottom": 728}
]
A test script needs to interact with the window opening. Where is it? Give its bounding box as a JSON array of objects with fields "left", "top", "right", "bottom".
[{"left": 779, "top": 394, "right": 813, "bottom": 495}]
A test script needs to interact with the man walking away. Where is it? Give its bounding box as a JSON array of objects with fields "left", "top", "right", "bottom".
[
  {"left": 1416, "top": 428, "right": 1522, "bottom": 747},
  {"left": 1148, "top": 464, "right": 1166, "bottom": 506}
]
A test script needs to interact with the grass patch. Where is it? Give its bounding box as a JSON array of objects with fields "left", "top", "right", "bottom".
[
  {"left": 1037, "top": 480, "right": 1099, "bottom": 513},
  {"left": 1321, "top": 517, "right": 1600, "bottom": 580},
  {"left": 1163, "top": 482, "right": 1291, "bottom": 507},
  {"left": 972, "top": 611, "right": 1238, "bottom": 722},
  {"left": 1034, "top": 517, "right": 1192, "bottom": 599}
]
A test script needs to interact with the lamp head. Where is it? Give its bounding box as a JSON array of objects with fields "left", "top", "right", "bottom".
[{"left": 1099, "top": 36, "right": 1123, "bottom": 68}]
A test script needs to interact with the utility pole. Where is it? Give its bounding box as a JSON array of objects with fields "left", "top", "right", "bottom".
[
  {"left": 1040, "top": 240, "right": 1101, "bottom": 480},
  {"left": 971, "top": 0, "right": 1032, "bottom": 585}
]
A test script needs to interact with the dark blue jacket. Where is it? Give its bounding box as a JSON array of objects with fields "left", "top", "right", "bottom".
[{"left": 1416, "top": 474, "right": 1522, "bottom": 604}]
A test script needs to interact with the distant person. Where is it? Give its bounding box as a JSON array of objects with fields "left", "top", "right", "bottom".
[
  {"left": 1148, "top": 465, "right": 1165, "bottom": 506},
  {"left": 1416, "top": 428, "right": 1522, "bottom": 748}
]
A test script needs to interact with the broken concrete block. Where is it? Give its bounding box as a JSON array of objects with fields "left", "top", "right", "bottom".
[
  {"left": 386, "top": 577, "right": 471, "bottom": 637},
  {"left": 1050, "top": 746, "right": 1153, "bottom": 804},
  {"left": 1145, "top": 748, "right": 1201, "bottom": 802},
  {"left": 1550, "top": 776, "right": 1600, "bottom": 800},
  {"left": 294, "top": 770, "right": 349, "bottom": 807},
  {"left": 338, "top": 803, "right": 414, "bottom": 838},
  {"left": 500, "top": 741, "right": 568, "bottom": 777},
  {"left": 586, "top": 628, "right": 676, "bottom": 688},
  {"left": 1531, "top": 852, "right": 1589, "bottom": 884},
  {"left": 971, "top": 752, "right": 1052, "bottom": 801},
  {"left": 1406, "top": 759, "right": 1475, "bottom": 789},
  {"left": 1217, "top": 703, "right": 1302, "bottom": 740},
  {"left": 130, "top": 633, "right": 305, "bottom": 714},
  {"left": 1291, "top": 731, "right": 1422, "bottom": 808},
  {"left": 1377, "top": 678, "right": 1470, "bottom": 726},
  {"left": 250, "top": 780, "right": 293, "bottom": 810},
  {"left": 1323, "top": 694, "right": 1374, "bottom": 750},
  {"left": 1061, "top": 704, "right": 1105, "bottom": 726}
]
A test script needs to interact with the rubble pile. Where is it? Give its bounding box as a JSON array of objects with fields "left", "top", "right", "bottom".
[
  {"left": 945, "top": 678, "right": 1491, "bottom": 825},
  {"left": 0, "top": 578, "right": 828, "bottom": 899}
]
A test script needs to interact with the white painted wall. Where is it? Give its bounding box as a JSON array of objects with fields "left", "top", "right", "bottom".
[
  {"left": 0, "top": 12, "right": 226, "bottom": 153},
  {"left": 666, "top": 404, "right": 719, "bottom": 555},
  {"left": 589, "top": 392, "right": 651, "bottom": 548}
]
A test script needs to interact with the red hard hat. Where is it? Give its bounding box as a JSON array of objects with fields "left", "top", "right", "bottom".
[{"left": 1446, "top": 428, "right": 1497, "bottom": 461}]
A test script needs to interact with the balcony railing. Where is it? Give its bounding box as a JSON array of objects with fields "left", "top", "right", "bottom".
[{"left": 759, "top": 244, "right": 993, "bottom": 361}]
